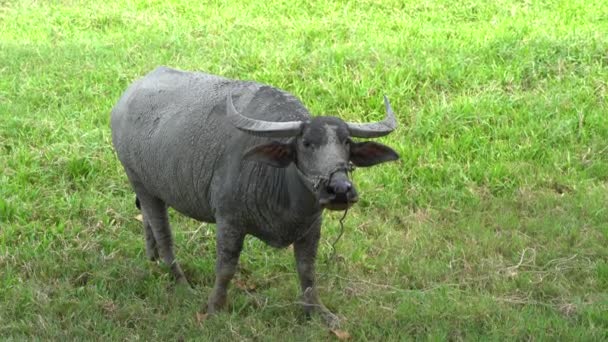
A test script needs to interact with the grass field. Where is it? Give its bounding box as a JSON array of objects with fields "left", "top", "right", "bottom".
[{"left": 1, "top": 0, "right": 608, "bottom": 340}]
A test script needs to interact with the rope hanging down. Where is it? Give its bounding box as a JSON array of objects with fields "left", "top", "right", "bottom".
[
  {"left": 329, "top": 199, "right": 349, "bottom": 261},
  {"left": 328, "top": 162, "right": 356, "bottom": 261}
]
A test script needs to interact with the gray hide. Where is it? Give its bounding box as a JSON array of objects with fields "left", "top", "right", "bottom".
[{"left": 111, "top": 66, "right": 399, "bottom": 326}]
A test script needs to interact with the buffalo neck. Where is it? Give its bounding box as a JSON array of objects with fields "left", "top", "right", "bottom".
[
  {"left": 284, "top": 164, "right": 321, "bottom": 218},
  {"left": 258, "top": 164, "right": 321, "bottom": 224},
  {"left": 239, "top": 162, "right": 321, "bottom": 231}
]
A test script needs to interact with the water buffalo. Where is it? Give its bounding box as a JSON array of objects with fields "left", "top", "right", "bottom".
[{"left": 111, "top": 66, "right": 399, "bottom": 326}]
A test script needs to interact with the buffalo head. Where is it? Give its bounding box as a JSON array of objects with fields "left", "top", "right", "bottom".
[{"left": 227, "top": 95, "right": 399, "bottom": 211}]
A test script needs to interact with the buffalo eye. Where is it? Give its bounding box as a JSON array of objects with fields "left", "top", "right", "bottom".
[{"left": 302, "top": 140, "right": 312, "bottom": 148}]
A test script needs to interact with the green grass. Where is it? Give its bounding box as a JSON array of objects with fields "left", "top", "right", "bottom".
[{"left": 1, "top": 0, "right": 608, "bottom": 339}]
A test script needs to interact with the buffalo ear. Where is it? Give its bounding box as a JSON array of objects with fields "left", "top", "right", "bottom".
[
  {"left": 243, "top": 141, "right": 295, "bottom": 168},
  {"left": 350, "top": 141, "right": 399, "bottom": 167}
]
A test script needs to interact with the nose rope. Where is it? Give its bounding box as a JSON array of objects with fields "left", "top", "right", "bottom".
[
  {"left": 310, "top": 163, "right": 356, "bottom": 191},
  {"left": 294, "top": 163, "right": 354, "bottom": 262},
  {"left": 329, "top": 205, "right": 349, "bottom": 262},
  {"left": 327, "top": 163, "right": 354, "bottom": 261}
]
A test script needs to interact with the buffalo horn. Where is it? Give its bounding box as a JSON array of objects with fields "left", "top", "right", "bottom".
[
  {"left": 346, "top": 95, "right": 397, "bottom": 138},
  {"left": 226, "top": 94, "right": 304, "bottom": 138}
]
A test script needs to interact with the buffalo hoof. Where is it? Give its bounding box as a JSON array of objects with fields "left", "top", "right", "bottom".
[
  {"left": 175, "top": 275, "right": 190, "bottom": 286},
  {"left": 146, "top": 246, "right": 159, "bottom": 261},
  {"left": 301, "top": 288, "right": 341, "bottom": 328},
  {"left": 319, "top": 309, "right": 341, "bottom": 329},
  {"left": 174, "top": 280, "right": 195, "bottom": 298},
  {"left": 206, "top": 295, "right": 227, "bottom": 315}
]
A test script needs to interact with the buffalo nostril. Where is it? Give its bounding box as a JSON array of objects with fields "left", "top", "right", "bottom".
[
  {"left": 338, "top": 181, "right": 352, "bottom": 193},
  {"left": 344, "top": 181, "right": 352, "bottom": 192},
  {"left": 330, "top": 181, "right": 352, "bottom": 195}
]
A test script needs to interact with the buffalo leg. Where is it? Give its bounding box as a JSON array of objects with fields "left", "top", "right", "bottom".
[
  {"left": 293, "top": 218, "right": 340, "bottom": 328},
  {"left": 143, "top": 218, "right": 159, "bottom": 261},
  {"left": 138, "top": 195, "right": 158, "bottom": 261},
  {"left": 207, "top": 223, "right": 245, "bottom": 314},
  {"left": 137, "top": 193, "right": 188, "bottom": 285}
]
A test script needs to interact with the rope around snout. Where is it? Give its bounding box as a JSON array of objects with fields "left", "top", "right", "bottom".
[{"left": 327, "top": 163, "right": 356, "bottom": 262}]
